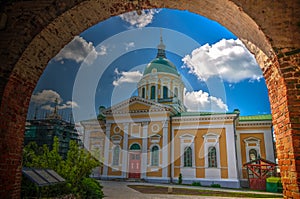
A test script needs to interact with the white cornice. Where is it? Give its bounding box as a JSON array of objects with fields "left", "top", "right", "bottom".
[
  {"left": 172, "top": 114, "right": 237, "bottom": 123},
  {"left": 103, "top": 96, "right": 178, "bottom": 115},
  {"left": 237, "top": 120, "right": 272, "bottom": 128}
]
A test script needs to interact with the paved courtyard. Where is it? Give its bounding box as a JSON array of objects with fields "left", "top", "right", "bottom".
[{"left": 100, "top": 180, "right": 283, "bottom": 199}]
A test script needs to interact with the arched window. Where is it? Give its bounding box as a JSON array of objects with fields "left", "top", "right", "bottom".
[
  {"left": 174, "top": 87, "right": 178, "bottom": 97},
  {"left": 184, "top": 146, "right": 192, "bottom": 167},
  {"left": 163, "top": 86, "right": 168, "bottom": 99},
  {"left": 244, "top": 137, "right": 260, "bottom": 162},
  {"left": 208, "top": 146, "right": 217, "bottom": 168},
  {"left": 249, "top": 149, "right": 258, "bottom": 161},
  {"left": 112, "top": 145, "right": 120, "bottom": 166},
  {"left": 150, "top": 86, "right": 156, "bottom": 99},
  {"left": 151, "top": 145, "right": 159, "bottom": 166},
  {"left": 130, "top": 143, "right": 141, "bottom": 150},
  {"left": 142, "top": 87, "right": 145, "bottom": 98}
]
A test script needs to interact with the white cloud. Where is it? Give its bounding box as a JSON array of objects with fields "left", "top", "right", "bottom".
[
  {"left": 31, "top": 90, "right": 79, "bottom": 111},
  {"left": 54, "top": 36, "right": 100, "bottom": 65},
  {"left": 41, "top": 104, "right": 54, "bottom": 111},
  {"left": 119, "top": 9, "right": 160, "bottom": 28},
  {"left": 31, "top": 90, "right": 62, "bottom": 105},
  {"left": 125, "top": 42, "right": 135, "bottom": 51},
  {"left": 57, "top": 101, "right": 79, "bottom": 110},
  {"left": 113, "top": 68, "right": 143, "bottom": 86},
  {"left": 182, "top": 39, "right": 262, "bottom": 83},
  {"left": 98, "top": 45, "right": 107, "bottom": 56},
  {"left": 184, "top": 89, "right": 228, "bottom": 112}
]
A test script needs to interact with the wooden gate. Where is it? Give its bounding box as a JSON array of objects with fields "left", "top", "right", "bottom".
[{"left": 244, "top": 158, "right": 277, "bottom": 190}]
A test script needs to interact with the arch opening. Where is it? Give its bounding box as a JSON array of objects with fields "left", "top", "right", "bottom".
[{"left": 0, "top": 1, "right": 299, "bottom": 198}]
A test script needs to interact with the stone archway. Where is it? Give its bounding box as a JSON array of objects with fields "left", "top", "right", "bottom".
[{"left": 0, "top": 0, "right": 299, "bottom": 198}]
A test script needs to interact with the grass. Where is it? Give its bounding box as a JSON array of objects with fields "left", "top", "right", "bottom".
[{"left": 127, "top": 185, "right": 283, "bottom": 198}]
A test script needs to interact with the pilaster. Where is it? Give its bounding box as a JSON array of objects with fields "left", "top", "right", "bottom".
[{"left": 102, "top": 123, "right": 111, "bottom": 177}]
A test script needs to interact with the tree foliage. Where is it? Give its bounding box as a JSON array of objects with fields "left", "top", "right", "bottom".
[{"left": 22, "top": 137, "right": 103, "bottom": 198}]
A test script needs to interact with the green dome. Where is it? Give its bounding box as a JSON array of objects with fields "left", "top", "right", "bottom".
[{"left": 143, "top": 57, "right": 179, "bottom": 76}]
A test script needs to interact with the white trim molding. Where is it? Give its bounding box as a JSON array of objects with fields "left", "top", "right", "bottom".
[
  {"left": 244, "top": 137, "right": 261, "bottom": 162},
  {"left": 203, "top": 133, "right": 221, "bottom": 179},
  {"left": 179, "top": 134, "right": 196, "bottom": 179}
]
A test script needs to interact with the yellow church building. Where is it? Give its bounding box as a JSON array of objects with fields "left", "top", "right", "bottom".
[{"left": 80, "top": 36, "right": 275, "bottom": 188}]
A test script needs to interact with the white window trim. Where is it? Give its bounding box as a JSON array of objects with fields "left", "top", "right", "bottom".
[
  {"left": 129, "top": 142, "right": 142, "bottom": 151},
  {"left": 174, "top": 87, "right": 178, "bottom": 98},
  {"left": 203, "top": 133, "right": 221, "bottom": 168},
  {"left": 148, "top": 144, "right": 161, "bottom": 167},
  {"left": 149, "top": 133, "right": 161, "bottom": 144},
  {"left": 244, "top": 137, "right": 261, "bottom": 162},
  {"left": 111, "top": 145, "right": 121, "bottom": 166},
  {"left": 111, "top": 135, "right": 122, "bottom": 144},
  {"left": 179, "top": 134, "right": 195, "bottom": 168}
]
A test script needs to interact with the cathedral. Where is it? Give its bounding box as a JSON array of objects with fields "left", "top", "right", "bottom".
[{"left": 80, "top": 35, "right": 275, "bottom": 188}]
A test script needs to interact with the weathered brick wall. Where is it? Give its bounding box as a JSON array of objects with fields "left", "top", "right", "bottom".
[
  {"left": 264, "top": 49, "right": 300, "bottom": 198},
  {"left": 0, "top": 0, "right": 299, "bottom": 198}
]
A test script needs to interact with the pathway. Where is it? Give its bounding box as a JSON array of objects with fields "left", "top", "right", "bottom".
[{"left": 100, "top": 180, "right": 282, "bottom": 199}]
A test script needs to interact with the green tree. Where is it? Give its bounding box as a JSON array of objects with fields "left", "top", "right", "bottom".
[
  {"left": 62, "top": 140, "right": 100, "bottom": 193},
  {"left": 22, "top": 137, "right": 103, "bottom": 198}
]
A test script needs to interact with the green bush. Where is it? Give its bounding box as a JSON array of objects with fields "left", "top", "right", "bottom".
[
  {"left": 80, "top": 178, "right": 104, "bottom": 199},
  {"left": 211, "top": 183, "right": 221, "bottom": 188},
  {"left": 178, "top": 173, "right": 182, "bottom": 184},
  {"left": 192, "top": 181, "right": 201, "bottom": 186}
]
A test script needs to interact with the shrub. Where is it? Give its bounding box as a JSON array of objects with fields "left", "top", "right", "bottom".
[
  {"left": 80, "top": 178, "right": 104, "bottom": 199},
  {"left": 211, "top": 183, "right": 221, "bottom": 188},
  {"left": 178, "top": 173, "right": 182, "bottom": 184},
  {"left": 192, "top": 181, "right": 201, "bottom": 186}
]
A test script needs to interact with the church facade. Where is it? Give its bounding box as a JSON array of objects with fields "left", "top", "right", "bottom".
[{"left": 80, "top": 37, "right": 275, "bottom": 188}]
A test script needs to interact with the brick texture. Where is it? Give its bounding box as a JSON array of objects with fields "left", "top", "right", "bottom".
[{"left": 0, "top": 0, "right": 299, "bottom": 198}]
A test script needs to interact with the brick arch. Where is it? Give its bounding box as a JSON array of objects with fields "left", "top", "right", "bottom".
[{"left": 0, "top": 0, "right": 299, "bottom": 198}]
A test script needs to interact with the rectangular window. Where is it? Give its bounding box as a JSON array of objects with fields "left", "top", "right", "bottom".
[
  {"left": 163, "top": 86, "right": 168, "bottom": 99},
  {"left": 184, "top": 147, "right": 192, "bottom": 167},
  {"left": 208, "top": 146, "right": 217, "bottom": 168},
  {"left": 142, "top": 87, "right": 145, "bottom": 98},
  {"left": 151, "top": 146, "right": 159, "bottom": 166},
  {"left": 151, "top": 85, "right": 156, "bottom": 99},
  {"left": 112, "top": 146, "right": 120, "bottom": 166}
]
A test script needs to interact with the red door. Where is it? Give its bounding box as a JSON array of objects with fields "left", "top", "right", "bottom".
[{"left": 128, "top": 152, "right": 141, "bottom": 178}]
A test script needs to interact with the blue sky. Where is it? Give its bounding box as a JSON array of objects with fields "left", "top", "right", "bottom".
[{"left": 27, "top": 9, "right": 271, "bottom": 122}]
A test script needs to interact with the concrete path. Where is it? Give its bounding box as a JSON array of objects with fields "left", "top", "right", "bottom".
[{"left": 100, "top": 180, "right": 283, "bottom": 199}]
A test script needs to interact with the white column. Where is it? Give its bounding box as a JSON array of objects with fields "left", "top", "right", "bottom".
[
  {"left": 102, "top": 123, "right": 111, "bottom": 178},
  {"left": 141, "top": 122, "right": 148, "bottom": 179},
  {"left": 264, "top": 129, "right": 275, "bottom": 162},
  {"left": 162, "top": 120, "right": 169, "bottom": 178},
  {"left": 147, "top": 83, "right": 150, "bottom": 100},
  {"left": 122, "top": 123, "right": 129, "bottom": 178},
  {"left": 235, "top": 131, "right": 243, "bottom": 179},
  {"left": 179, "top": 84, "right": 184, "bottom": 102},
  {"left": 155, "top": 84, "right": 158, "bottom": 102},
  {"left": 171, "top": 127, "right": 174, "bottom": 179},
  {"left": 225, "top": 124, "right": 238, "bottom": 180},
  {"left": 168, "top": 82, "right": 171, "bottom": 97}
]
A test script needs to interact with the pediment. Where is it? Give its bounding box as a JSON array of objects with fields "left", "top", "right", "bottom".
[
  {"left": 244, "top": 137, "right": 260, "bottom": 143},
  {"left": 103, "top": 96, "right": 172, "bottom": 115}
]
